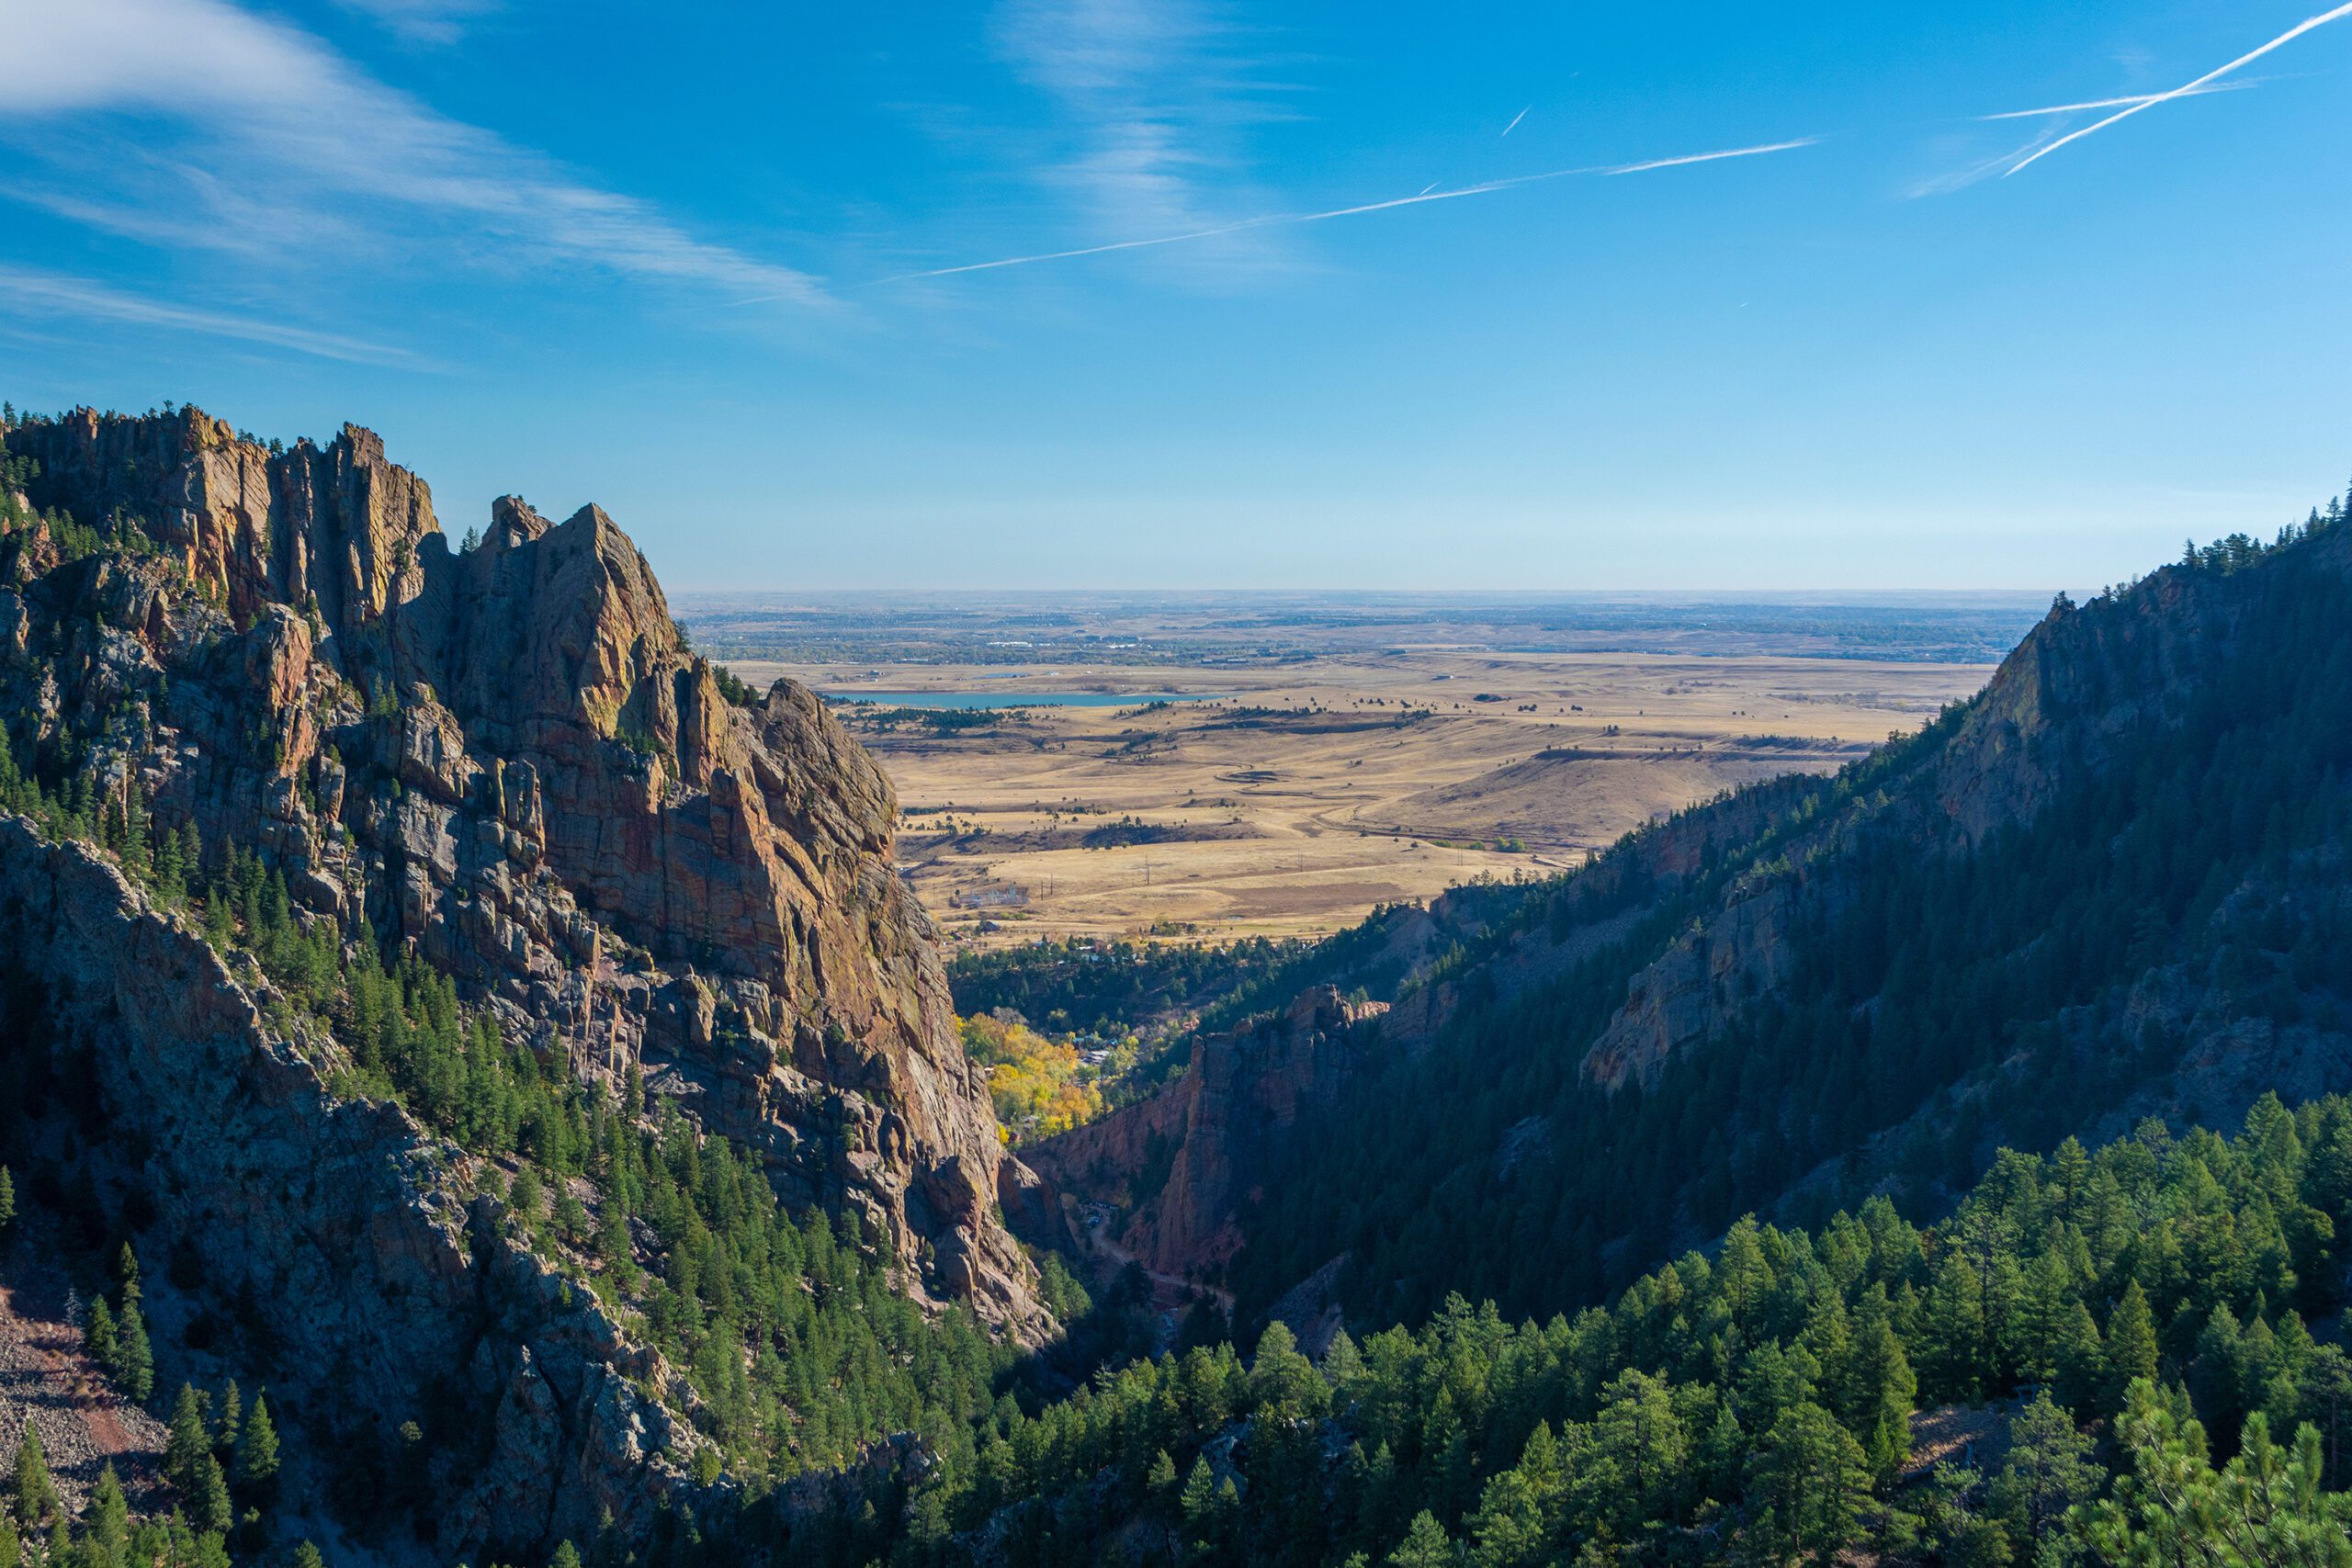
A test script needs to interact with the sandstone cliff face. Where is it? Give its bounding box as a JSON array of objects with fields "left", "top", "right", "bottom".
[
  {"left": 4, "top": 406, "right": 1036, "bottom": 1328},
  {"left": 0, "top": 818, "right": 704, "bottom": 1556},
  {"left": 1023, "top": 987, "right": 1381, "bottom": 1282}
]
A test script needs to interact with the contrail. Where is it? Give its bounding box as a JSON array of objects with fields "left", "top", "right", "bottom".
[
  {"left": 872, "top": 137, "right": 1817, "bottom": 285},
  {"left": 1978, "top": 79, "right": 2259, "bottom": 120},
  {"left": 1501, "top": 106, "right": 1531, "bottom": 138},
  {"left": 2006, "top": 2, "right": 2352, "bottom": 175}
]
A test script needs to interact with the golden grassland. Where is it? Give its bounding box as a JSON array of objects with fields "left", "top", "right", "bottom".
[{"left": 731, "top": 646, "right": 1994, "bottom": 947}]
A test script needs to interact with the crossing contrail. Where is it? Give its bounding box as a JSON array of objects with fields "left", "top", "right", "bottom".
[
  {"left": 1979, "top": 80, "right": 2258, "bottom": 120},
  {"left": 2006, "top": 2, "right": 2352, "bottom": 175}
]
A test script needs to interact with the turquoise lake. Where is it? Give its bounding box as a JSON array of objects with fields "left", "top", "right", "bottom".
[{"left": 820, "top": 690, "right": 1210, "bottom": 710}]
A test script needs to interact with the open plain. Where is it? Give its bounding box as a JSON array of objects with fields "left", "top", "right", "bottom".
[{"left": 702, "top": 593, "right": 2032, "bottom": 946}]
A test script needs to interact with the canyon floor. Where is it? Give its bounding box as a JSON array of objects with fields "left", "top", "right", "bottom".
[{"left": 721, "top": 604, "right": 2013, "bottom": 945}]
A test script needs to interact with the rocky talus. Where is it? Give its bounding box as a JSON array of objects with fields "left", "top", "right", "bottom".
[{"left": 3, "top": 407, "right": 1038, "bottom": 1332}]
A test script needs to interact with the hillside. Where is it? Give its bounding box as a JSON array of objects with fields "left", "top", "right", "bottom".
[
  {"left": 1031, "top": 505, "right": 2352, "bottom": 1335},
  {"left": 0, "top": 405, "right": 1046, "bottom": 1559}
]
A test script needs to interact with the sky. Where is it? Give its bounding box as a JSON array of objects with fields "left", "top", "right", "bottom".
[{"left": 3, "top": 0, "right": 2351, "bottom": 592}]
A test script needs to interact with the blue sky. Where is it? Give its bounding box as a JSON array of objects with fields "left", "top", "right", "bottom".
[{"left": 4, "top": 0, "right": 2350, "bottom": 591}]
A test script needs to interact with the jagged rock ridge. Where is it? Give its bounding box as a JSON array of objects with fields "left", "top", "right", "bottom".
[{"left": 1, "top": 405, "right": 1040, "bottom": 1327}]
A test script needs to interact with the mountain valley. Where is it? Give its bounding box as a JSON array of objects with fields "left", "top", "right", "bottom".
[{"left": 4, "top": 404, "right": 2352, "bottom": 1567}]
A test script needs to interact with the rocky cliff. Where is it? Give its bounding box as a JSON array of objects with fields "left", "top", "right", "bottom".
[
  {"left": 0, "top": 817, "right": 704, "bottom": 1555},
  {"left": 1023, "top": 987, "right": 1382, "bottom": 1287},
  {"left": 3, "top": 405, "right": 1036, "bottom": 1331}
]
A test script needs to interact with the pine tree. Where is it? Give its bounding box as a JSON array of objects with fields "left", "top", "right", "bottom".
[
  {"left": 2053, "top": 1301, "right": 2104, "bottom": 1414},
  {"left": 2088, "top": 1382, "right": 2352, "bottom": 1562},
  {"left": 0, "top": 1168, "right": 14, "bottom": 1238},
  {"left": 511, "top": 1165, "right": 544, "bottom": 1234},
  {"left": 1465, "top": 1467, "right": 1546, "bottom": 1568},
  {"left": 1180, "top": 1455, "right": 1221, "bottom": 1562},
  {"left": 13, "top": 1426, "right": 56, "bottom": 1529},
  {"left": 1323, "top": 1327, "right": 1364, "bottom": 1393},
  {"left": 1837, "top": 1287, "right": 1917, "bottom": 1482},
  {"left": 85, "top": 1294, "right": 117, "bottom": 1365},
  {"left": 1989, "top": 1393, "right": 2100, "bottom": 1555},
  {"left": 119, "top": 785, "right": 151, "bottom": 880},
  {"left": 166, "top": 1386, "right": 210, "bottom": 1491},
  {"left": 214, "top": 1382, "right": 241, "bottom": 1460},
  {"left": 1386, "top": 1510, "right": 1455, "bottom": 1568},
  {"left": 1747, "top": 1401, "right": 1871, "bottom": 1566},
  {"left": 153, "top": 816, "right": 185, "bottom": 903},
  {"left": 190, "top": 1452, "right": 233, "bottom": 1534},
  {"left": 88, "top": 1463, "right": 129, "bottom": 1568},
  {"left": 115, "top": 1301, "right": 153, "bottom": 1400},
  {"left": 2104, "top": 1281, "right": 2160, "bottom": 1414},
  {"left": 234, "top": 1394, "right": 279, "bottom": 1493},
  {"left": 596, "top": 1201, "right": 637, "bottom": 1287}
]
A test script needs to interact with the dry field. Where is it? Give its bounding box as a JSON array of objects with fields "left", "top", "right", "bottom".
[{"left": 726, "top": 647, "right": 1996, "bottom": 946}]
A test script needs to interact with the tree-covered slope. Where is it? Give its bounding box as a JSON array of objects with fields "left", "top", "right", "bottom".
[
  {"left": 636, "top": 1094, "right": 2352, "bottom": 1567},
  {"left": 1019, "top": 502, "right": 2352, "bottom": 1341},
  {"left": 1221, "top": 510, "right": 2352, "bottom": 1328},
  {"left": 885, "top": 1095, "right": 2352, "bottom": 1568}
]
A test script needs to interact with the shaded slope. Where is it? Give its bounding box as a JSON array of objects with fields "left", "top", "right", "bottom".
[
  {"left": 1242, "top": 521, "right": 2352, "bottom": 1327},
  {"left": 1030, "top": 515, "right": 2352, "bottom": 1335}
]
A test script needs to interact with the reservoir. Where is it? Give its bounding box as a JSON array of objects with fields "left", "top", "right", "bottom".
[{"left": 821, "top": 690, "right": 1211, "bottom": 710}]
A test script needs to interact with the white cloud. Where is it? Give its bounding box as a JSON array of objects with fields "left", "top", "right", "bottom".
[{"left": 0, "top": 0, "right": 829, "bottom": 308}]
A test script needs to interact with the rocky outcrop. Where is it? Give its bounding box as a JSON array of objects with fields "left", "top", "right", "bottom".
[
  {"left": 3, "top": 406, "right": 1039, "bottom": 1330},
  {"left": 1581, "top": 877, "right": 1799, "bottom": 1092},
  {"left": 1024, "top": 987, "right": 1381, "bottom": 1281},
  {"left": 0, "top": 818, "right": 708, "bottom": 1556}
]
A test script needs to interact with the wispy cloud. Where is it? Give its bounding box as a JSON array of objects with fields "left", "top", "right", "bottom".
[
  {"left": 2005, "top": 2, "right": 2352, "bottom": 175},
  {"left": 0, "top": 265, "right": 419, "bottom": 365},
  {"left": 0, "top": 0, "right": 828, "bottom": 312},
  {"left": 333, "top": 0, "right": 499, "bottom": 45},
  {"left": 989, "top": 0, "right": 1296, "bottom": 277},
  {"left": 872, "top": 137, "right": 1817, "bottom": 284}
]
